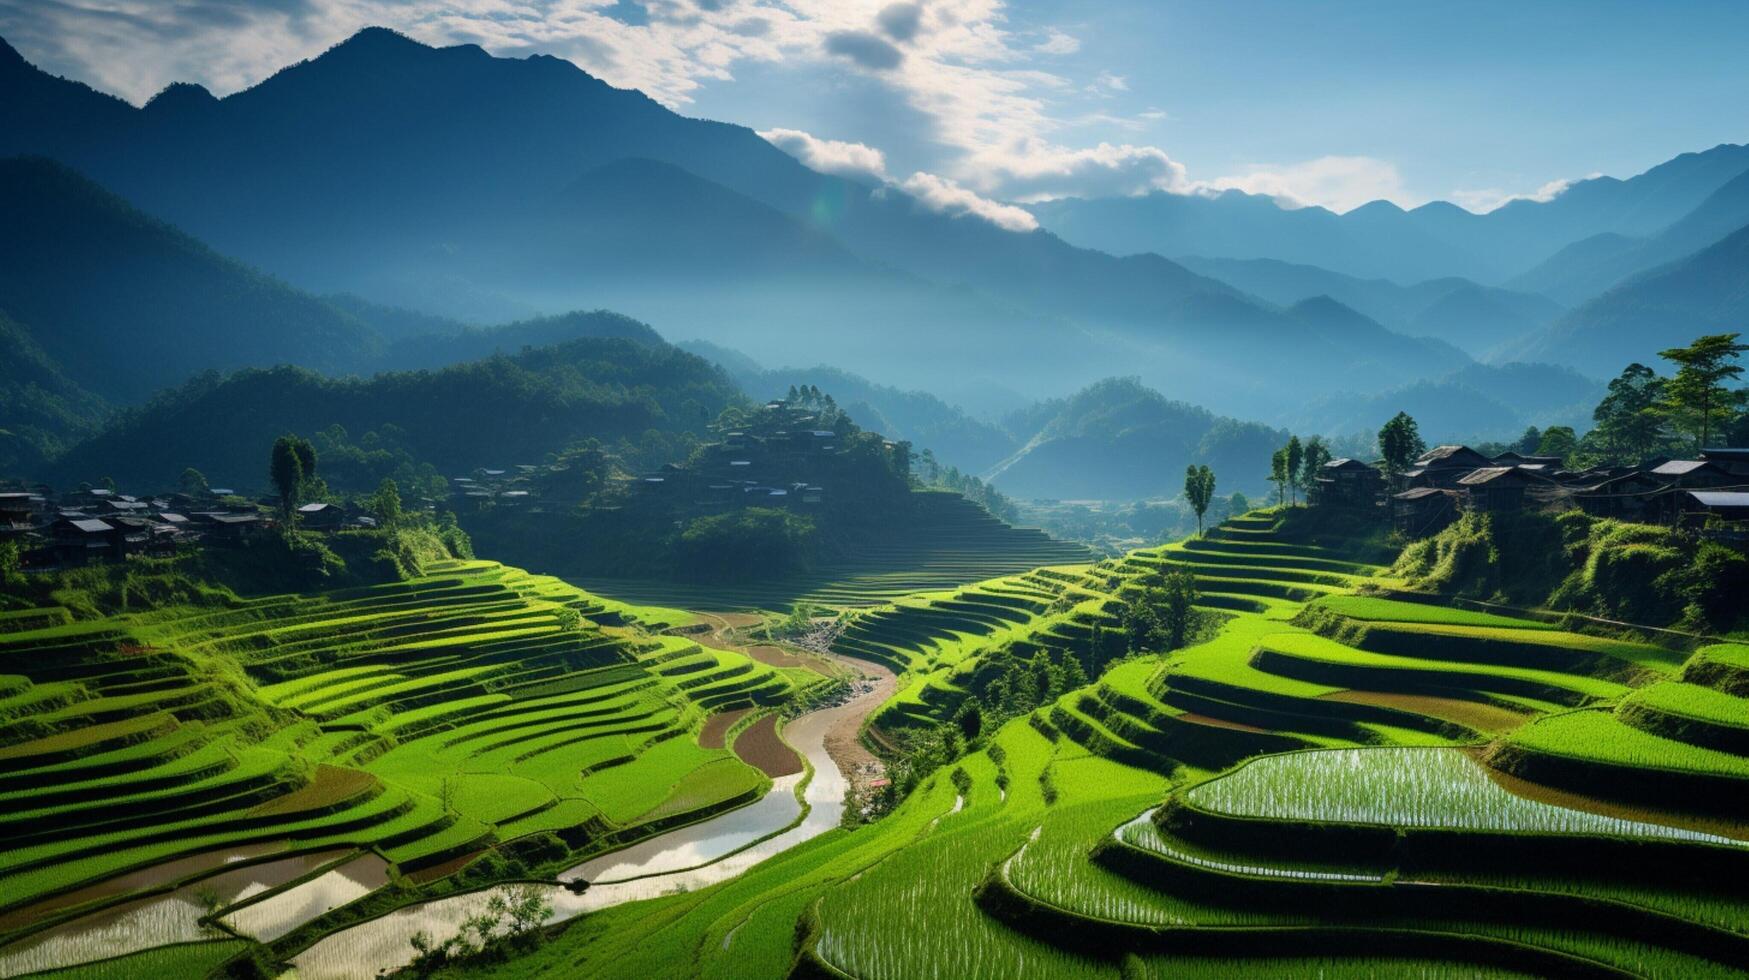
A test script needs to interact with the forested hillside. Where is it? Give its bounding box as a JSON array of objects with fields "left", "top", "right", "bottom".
[{"left": 48, "top": 338, "right": 741, "bottom": 490}]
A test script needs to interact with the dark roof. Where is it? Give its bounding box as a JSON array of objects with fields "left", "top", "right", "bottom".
[
  {"left": 1392, "top": 487, "right": 1450, "bottom": 501},
  {"left": 1416, "top": 445, "right": 1492, "bottom": 468},
  {"left": 210, "top": 513, "right": 263, "bottom": 525},
  {"left": 1324, "top": 458, "right": 1375, "bottom": 471},
  {"left": 1457, "top": 467, "right": 1526, "bottom": 486},
  {"left": 1493, "top": 452, "right": 1563, "bottom": 465},
  {"left": 157, "top": 512, "right": 190, "bottom": 523},
  {"left": 1699, "top": 448, "right": 1749, "bottom": 461},
  {"left": 1688, "top": 491, "right": 1749, "bottom": 508}
]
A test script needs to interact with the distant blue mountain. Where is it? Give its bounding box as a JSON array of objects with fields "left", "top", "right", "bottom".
[{"left": 1029, "top": 144, "right": 1749, "bottom": 286}]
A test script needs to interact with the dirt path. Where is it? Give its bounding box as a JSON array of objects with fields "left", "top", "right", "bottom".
[
  {"left": 816, "top": 652, "right": 897, "bottom": 799},
  {"left": 677, "top": 610, "right": 896, "bottom": 800}
]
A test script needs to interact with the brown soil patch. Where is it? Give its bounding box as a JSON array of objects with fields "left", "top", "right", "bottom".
[
  {"left": 404, "top": 849, "right": 485, "bottom": 885},
  {"left": 699, "top": 708, "right": 751, "bottom": 749},
  {"left": 733, "top": 714, "right": 803, "bottom": 777},
  {"left": 1325, "top": 690, "right": 1531, "bottom": 733},
  {"left": 1178, "top": 712, "right": 1272, "bottom": 734},
  {"left": 747, "top": 645, "right": 808, "bottom": 669},
  {"left": 1472, "top": 747, "right": 1749, "bottom": 842},
  {"left": 713, "top": 612, "right": 765, "bottom": 629}
]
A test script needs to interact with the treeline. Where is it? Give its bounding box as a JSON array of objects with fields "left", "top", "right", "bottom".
[
  {"left": 1486, "top": 334, "right": 1748, "bottom": 467},
  {"left": 48, "top": 337, "right": 743, "bottom": 492}
]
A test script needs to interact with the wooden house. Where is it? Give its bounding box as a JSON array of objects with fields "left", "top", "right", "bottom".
[
  {"left": 1405, "top": 446, "right": 1494, "bottom": 489},
  {"left": 1392, "top": 487, "right": 1458, "bottom": 537},
  {"left": 1648, "top": 460, "right": 1737, "bottom": 489},
  {"left": 1698, "top": 448, "right": 1749, "bottom": 478},
  {"left": 1310, "top": 458, "right": 1384, "bottom": 508},
  {"left": 1681, "top": 491, "right": 1749, "bottom": 525},
  {"left": 1456, "top": 467, "right": 1534, "bottom": 513},
  {"left": 296, "top": 502, "right": 346, "bottom": 529}
]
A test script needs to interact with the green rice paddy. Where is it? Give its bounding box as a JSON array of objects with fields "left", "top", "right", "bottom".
[{"left": 6, "top": 509, "right": 1747, "bottom": 978}]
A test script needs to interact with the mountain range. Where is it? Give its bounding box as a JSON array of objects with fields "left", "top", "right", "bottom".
[{"left": 0, "top": 28, "right": 1472, "bottom": 421}]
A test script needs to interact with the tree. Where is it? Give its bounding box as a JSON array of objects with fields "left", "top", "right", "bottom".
[
  {"left": 179, "top": 467, "right": 210, "bottom": 498},
  {"left": 1228, "top": 491, "right": 1250, "bottom": 515},
  {"left": 1592, "top": 363, "right": 1666, "bottom": 464},
  {"left": 953, "top": 700, "right": 984, "bottom": 742},
  {"left": 1300, "top": 437, "right": 1331, "bottom": 502},
  {"left": 368, "top": 477, "right": 403, "bottom": 526},
  {"left": 1284, "top": 436, "right": 1304, "bottom": 505},
  {"left": 269, "top": 436, "right": 306, "bottom": 519},
  {"left": 1517, "top": 426, "right": 1542, "bottom": 455},
  {"left": 1183, "top": 464, "right": 1215, "bottom": 535},
  {"left": 1658, "top": 333, "right": 1748, "bottom": 452},
  {"left": 1535, "top": 426, "right": 1578, "bottom": 462},
  {"left": 1378, "top": 412, "right": 1426, "bottom": 487}
]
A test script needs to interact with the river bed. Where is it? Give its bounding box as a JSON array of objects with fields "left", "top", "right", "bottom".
[{"left": 287, "top": 678, "right": 875, "bottom": 980}]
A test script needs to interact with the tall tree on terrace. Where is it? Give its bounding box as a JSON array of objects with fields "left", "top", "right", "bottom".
[
  {"left": 1284, "top": 436, "right": 1304, "bottom": 506},
  {"left": 1658, "top": 333, "right": 1748, "bottom": 453},
  {"left": 1183, "top": 464, "right": 1216, "bottom": 535},
  {"left": 1269, "top": 448, "right": 1288, "bottom": 507},
  {"left": 1592, "top": 363, "right": 1666, "bottom": 465},
  {"left": 1378, "top": 412, "right": 1426, "bottom": 489},
  {"left": 1300, "top": 437, "right": 1332, "bottom": 502},
  {"left": 269, "top": 435, "right": 307, "bottom": 520}
]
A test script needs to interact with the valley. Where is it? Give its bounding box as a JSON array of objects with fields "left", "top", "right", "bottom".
[{"left": 2, "top": 8, "right": 1747, "bottom": 978}]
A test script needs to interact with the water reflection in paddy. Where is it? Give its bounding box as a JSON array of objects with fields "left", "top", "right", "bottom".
[
  {"left": 291, "top": 690, "right": 867, "bottom": 980},
  {"left": 0, "top": 849, "right": 352, "bottom": 978}
]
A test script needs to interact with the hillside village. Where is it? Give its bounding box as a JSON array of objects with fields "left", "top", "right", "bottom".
[{"left": 1311, "top": 444, "right": 1749, "bottom": 538}]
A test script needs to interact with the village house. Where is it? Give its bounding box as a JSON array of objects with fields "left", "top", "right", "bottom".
[
  {"left": 1648, "top": 459, "right": 1738, "bottom": 489},
  {"left": 1391, "top": 487, "right": 1458, "bottom": 537},
  {"left": 48, "top": 517, "right": 127, "bottom": 565},
  {"left": 1403, "top": 445, "right": 1495, "bottom": 489},
  {"left": 1456, "top": 467, "right": 1536, "bottom": 513},
  {"left": 296, "top": 502, "right": 346, "bottom": 529},
  {"left": 1681, "top": 490, "right": 1749, "bottom": 526},
  {"left": 1491, "top": 451, "right": 1565, "bottom": 469},
  {"left": 1309, "top": 458, "right": 1384, "bottom": 508},
  {"left": 1698, "top": 447, "right": 1749, "bottom": 478}
]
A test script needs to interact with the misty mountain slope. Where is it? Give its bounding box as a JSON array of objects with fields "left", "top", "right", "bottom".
[
  {"left": 1407, "top": 282, "right": 1559, "bottom": 358},
  {"left": 1175, "top": 255, "right": 1563, "bottom": 356},
  {"left": 983, "top": 378, "right": 1285, "bottom": 500},
  {"left": 1506, "top": 222, "right": 1749, "bottom": 377},
  {"left": 1031, "top": 144, "right": 1749, "bottom": 284},
  {"left": 1507, "top": 164, "right": 1749, "bottom": 304},
  {"left": 0, "top": 27, "right": 1468, "bottom": 422},
  {"left": 0, "top": 156, "right": 380, "bottom": 403},
  {"left": 0, "top": 311, "right": 110, "bottom": 473}
]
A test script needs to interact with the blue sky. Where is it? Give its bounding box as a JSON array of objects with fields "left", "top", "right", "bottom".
[{"left": 4, "top": 0, "right": 1745, "bottom": 214}]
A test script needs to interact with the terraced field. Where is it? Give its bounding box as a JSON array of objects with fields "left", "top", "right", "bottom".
[
  {"left": 459, "top": 509, "right": 1749, "bottom": 980},
  {"left": 0, "top": 561, "right": 824, "bottom": 975},
  {"left": 573, "top": 492, "right": 1093, "bottom": 610}
]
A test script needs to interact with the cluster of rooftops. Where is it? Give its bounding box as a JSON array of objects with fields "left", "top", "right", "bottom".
[
  {"left": 1311, "top": 445, "right": 1749, "bottom": 537},
  {"left": 0, "top": 486, "right": 375, "bottom": 569}
]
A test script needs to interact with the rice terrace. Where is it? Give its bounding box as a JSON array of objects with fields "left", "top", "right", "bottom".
[{"left": 3, "top": 3, "right": 1749, "bottom": 978}]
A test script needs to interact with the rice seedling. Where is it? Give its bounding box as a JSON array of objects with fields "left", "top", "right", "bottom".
[{"left": 1186, "top": 747, "right": 1747, "bottom": 845}]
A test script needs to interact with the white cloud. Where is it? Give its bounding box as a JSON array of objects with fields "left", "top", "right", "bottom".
[
  {"left": 1093, "top": 70, "right": 1127, "bottom": 92},
  {"left": 975, "top": 141, "right": 1190, "bottom": 202},
  {"left": 758, "top": 127, "right": 889, "bottom": 181},
  {"left": 898, "top": 171, "right": 1038, "bottom": 231},
  {"left": 1034, "top": 29, "right": 1079, "bottom": 55},
  {"left": 0, "top": 1, "right": 1431, "bottom": 215},
  {"left": 1449, "top": 174, "right": 1593, "bottom": 213},
  {"left": 1196, "top": 156, "right": 1410, "bottom": 213}
]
